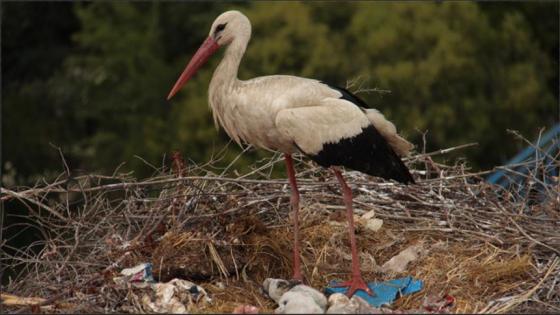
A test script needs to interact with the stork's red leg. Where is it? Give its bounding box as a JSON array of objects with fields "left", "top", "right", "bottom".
[
  {"left": 284, "top": 154, "right": 303, "bottom": 282},
  {"left": 331, "top": 167, "right": 374, "bottom": 297}
]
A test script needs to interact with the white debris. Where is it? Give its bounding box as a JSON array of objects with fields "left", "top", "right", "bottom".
[
  {"left": 356, "top": 210, "right": 384, "bottom": 232},
  {"left": 276, "top": 291, "right": 325, "bottom": 314},
  {"left": 215, "top": 281, "right": 226, "bottom": 290},
  {"left": 141, "top": 278, "right": 211, "bottom": 314},
  {"left": 326, "top": 293, "right": 353, "bottom": 314},
  {"left": 287, "top": 285, "right": 327, "bottom": 311},
  {"left": 113, "top": 263, "right": 154, "bottom": 288},
  {"left": 361, "top": 210, "right": 376, "bottom": 220},
  {"left": 143, "top": 282, "right": 186, "bottom": 314},
  {"left": 351, "top": 295, "right": 383, "bottom": 314},
  {"left": 120, "top": 263, "right": 150, "bottom": 277},
  {"left": 263, "top": 278, "right": 327, "bottom": 314},
  {"left": 364, "top": 218, "right": 384, "bottom": 232},
  {"left": 232, "top": 304, "right": 260, "bottom": 314},
  {"left": 326, "top": 293, "right": 383, "bottom": 314},
  {"left": 262, "top": 278, "right": 292, "bottom": 303},
  {"left": 381, "top": 244, "right": 425, "bottom": 274}
]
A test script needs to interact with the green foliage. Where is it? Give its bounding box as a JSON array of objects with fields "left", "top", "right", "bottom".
[
  {"left": 2, "top": 2, "right": 558, "bottom": 185},
  {"left": 346, "top": 2, "right": 556, "bottom": 168},
  {"left": 62, "top": 3, "right": 173, "bottom": 172},
  {"left": 2, "top": 2, "right": 80, "bottom": 182}
]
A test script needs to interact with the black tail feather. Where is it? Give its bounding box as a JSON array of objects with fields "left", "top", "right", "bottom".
[{"left": 308, "top": 124, "right": 415, "bottom": 184}]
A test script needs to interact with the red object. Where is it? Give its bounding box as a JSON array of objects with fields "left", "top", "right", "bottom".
[
  {"left": 329, "top": 168, "right": 373, "bottom": 297},
  {"left": 167, "top": 37, "right": 220, "bottom": 100},
  {"left": 284, "top": 154, "right": 303, "bottom": 282},
  {"left": 424, "top": 294, "right": 455, "bottom": 313},
  {"left": 284, "top": 155, "right": 373, "bottom": 296}
]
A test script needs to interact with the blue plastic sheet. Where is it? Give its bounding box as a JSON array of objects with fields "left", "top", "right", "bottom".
[{"left": 325, "top": 276, "right": 423, "bottom": 307}]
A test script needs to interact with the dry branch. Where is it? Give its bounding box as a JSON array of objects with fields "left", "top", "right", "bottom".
[{"left": 1, "top": 142, "right": 558, "bottom": 313}]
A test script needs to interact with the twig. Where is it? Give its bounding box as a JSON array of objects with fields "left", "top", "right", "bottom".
[
  {"left": 1, "top": 188, "right": 68, "bottom": 222},
  {"left": 404, "top": 142, "right": 478, "bottom": 161}
]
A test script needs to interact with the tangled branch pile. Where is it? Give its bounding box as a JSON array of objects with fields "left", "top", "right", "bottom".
[{"left": 1, "top": 145, "right": 559, "bottom": 313}]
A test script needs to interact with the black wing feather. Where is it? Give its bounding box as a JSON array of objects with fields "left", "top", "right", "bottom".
[
  {"left": 308, "top": 125, "right": 414, "bottom": 184},
  {"left": 307, "top": 82, "right": 414, "bottom": 184},
  {"left": 321, "top": 81, "right": 370, "bottom": 109}
]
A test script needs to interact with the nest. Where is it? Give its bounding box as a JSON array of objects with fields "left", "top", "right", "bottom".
[{"left": 1, "top": 144, "right": 559, "bottom": 313}]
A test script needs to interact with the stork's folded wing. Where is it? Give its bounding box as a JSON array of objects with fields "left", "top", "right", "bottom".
[{"left": 275, "top": 98, "right": 414, "bottom": 184}]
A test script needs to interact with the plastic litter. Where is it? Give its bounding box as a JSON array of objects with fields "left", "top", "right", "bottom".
[
  {"left": 326, "top": 293, "right": 382, "bottom": 314},
  {"left": 113, "top": 262, "right": 155, "bottom": 288},
  {"left": 263, "top": 278, "right": 327, "bottom": 314},
  {"left": 326, "top": 293, "right": 353, "bottom": 314},
  {"left": 326, "top": 292, "right": 455, "bottom": 314},
  {"left": 325, "top": 276, "right": 423, "bottom": 307},
  {"left": 232, "top": 304, "right": 260, "bottom": 314},
  {"left": 423, "top": 294, "right": 455, "bottom": 313},
  {"left": 141, "top": 278, "right": 211, "bottom": 314},
  {"left": 364, "top": 218, "right": 384, "bottom": 232},
  {"left": 275, "top": 290, "right": 325, "bottom": 314},
  {"left": 361, "top": 209, "right": 377, "bottom": 220},
  {"left": 113, "top": 264, "right": 210, "bottom": 313},
  {"left": 380, "top": 244, "right": 425, "bottom": 273},
  {"left": 356, "top": 210, "right": 384, "bottom": 232},
  {"left": 262, "top": 278, "right": 294, "bottom": 303}
]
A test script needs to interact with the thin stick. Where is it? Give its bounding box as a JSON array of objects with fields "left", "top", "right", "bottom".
[
  {"left": 404, "top": 142, "right": 478, "bottom": 161},
  {"left": 1, "top": 189, "right": 68, "bottom": 222}
]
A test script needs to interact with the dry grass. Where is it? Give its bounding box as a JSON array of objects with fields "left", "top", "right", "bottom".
[{"left": 1, "top": 143, "right": 559, "bottom": 313}]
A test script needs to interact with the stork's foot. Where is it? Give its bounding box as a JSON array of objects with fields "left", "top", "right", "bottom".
[
  {"left": 291, "top": 270, "right": 303, "bottom": 284},
  {"left": 288, "top": 278, "right": 303, "bottom": 287},
  {"left": 332, "top": 275, "right": 374, "bottom": 297},
  {"left": 291, "top": 247, "right": 303, "bottom": 284}
]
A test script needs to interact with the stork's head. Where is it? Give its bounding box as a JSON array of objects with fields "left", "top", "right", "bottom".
[
  {"left": 209, "top": 10, "right": 251, "bottom": 47},
  {"left": 167, "top": 10, "right": 251, "bottom": 100}
]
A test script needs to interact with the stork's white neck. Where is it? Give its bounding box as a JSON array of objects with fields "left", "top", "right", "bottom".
[
  {"left": 210, "top": 37, "right": 248, "bottom": 92},
  {"left": 208, "top": 33, "right": 250, "bottom": 140}
]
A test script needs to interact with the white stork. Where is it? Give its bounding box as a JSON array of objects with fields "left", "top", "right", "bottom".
[{"left": 167, "top": 10, "right": 415, "bottom": 297}]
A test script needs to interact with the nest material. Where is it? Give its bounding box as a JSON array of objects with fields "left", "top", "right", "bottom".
[{"left": 1, "top": 146, "right": 559, "bottom": 313}]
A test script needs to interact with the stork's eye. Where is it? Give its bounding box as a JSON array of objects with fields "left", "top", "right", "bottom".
[{"left": 215, "top": 23, "right": 227, "bottom": 33}]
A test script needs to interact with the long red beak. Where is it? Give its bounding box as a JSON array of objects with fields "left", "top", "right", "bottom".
[{"left": 167, "top": 37, "right": 220, "bottom": 100}]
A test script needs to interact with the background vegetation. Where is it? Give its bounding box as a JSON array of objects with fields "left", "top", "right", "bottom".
[{"left": 3, "top": 1, "right": 559, "bottom": 186}]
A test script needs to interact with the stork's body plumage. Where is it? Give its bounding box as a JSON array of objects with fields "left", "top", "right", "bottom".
[
  {"left": 168, "top": 10, "right": 415, "bottom": 298},
  {"left": 210, "top": 74, "right": 414, "bottom": 182}
]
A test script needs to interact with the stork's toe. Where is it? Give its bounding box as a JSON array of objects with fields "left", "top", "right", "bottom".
[{"left": 331, "top": 276, "right": 374, "bottom": 297}]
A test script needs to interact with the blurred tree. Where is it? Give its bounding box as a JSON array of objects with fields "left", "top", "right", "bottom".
[
  {"left": 479, "top": 1, "right": 559, "bottom": 126},
  {"left": 2, "top": 2, "right": 80, "bottom": 184},
  {"left": 2, "top": 3, "right": 82, "bottom": 282},
  {"left": 243, "top": 2, "right": 341, "bottom": 81},
  {"left": 55, "top": 2, "right": 174, "bottom": 176},
  {"left": 347, "top": 2, "right": 556, "bottom": 169},
  {"left": 2, "top": 2, "right": 558, "bottom": 186}
]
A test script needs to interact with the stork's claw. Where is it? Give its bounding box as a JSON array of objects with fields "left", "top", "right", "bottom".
[
  {"left": 289, "top": 276, "right": 303, "bottom": 286},
  {"left": 331, "top": 276, "right": 374, "bottom": 297},
  {"left": 291, "top": 268, "right": 303, "bottom": 283}
]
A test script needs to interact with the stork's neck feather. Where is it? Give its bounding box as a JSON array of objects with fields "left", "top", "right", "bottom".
[
  {"left": 208, "top": 30, "right": 250, "bottom": 142},
  {"left": 210, "top": 33, "right": 249, "bottom": 92}
]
